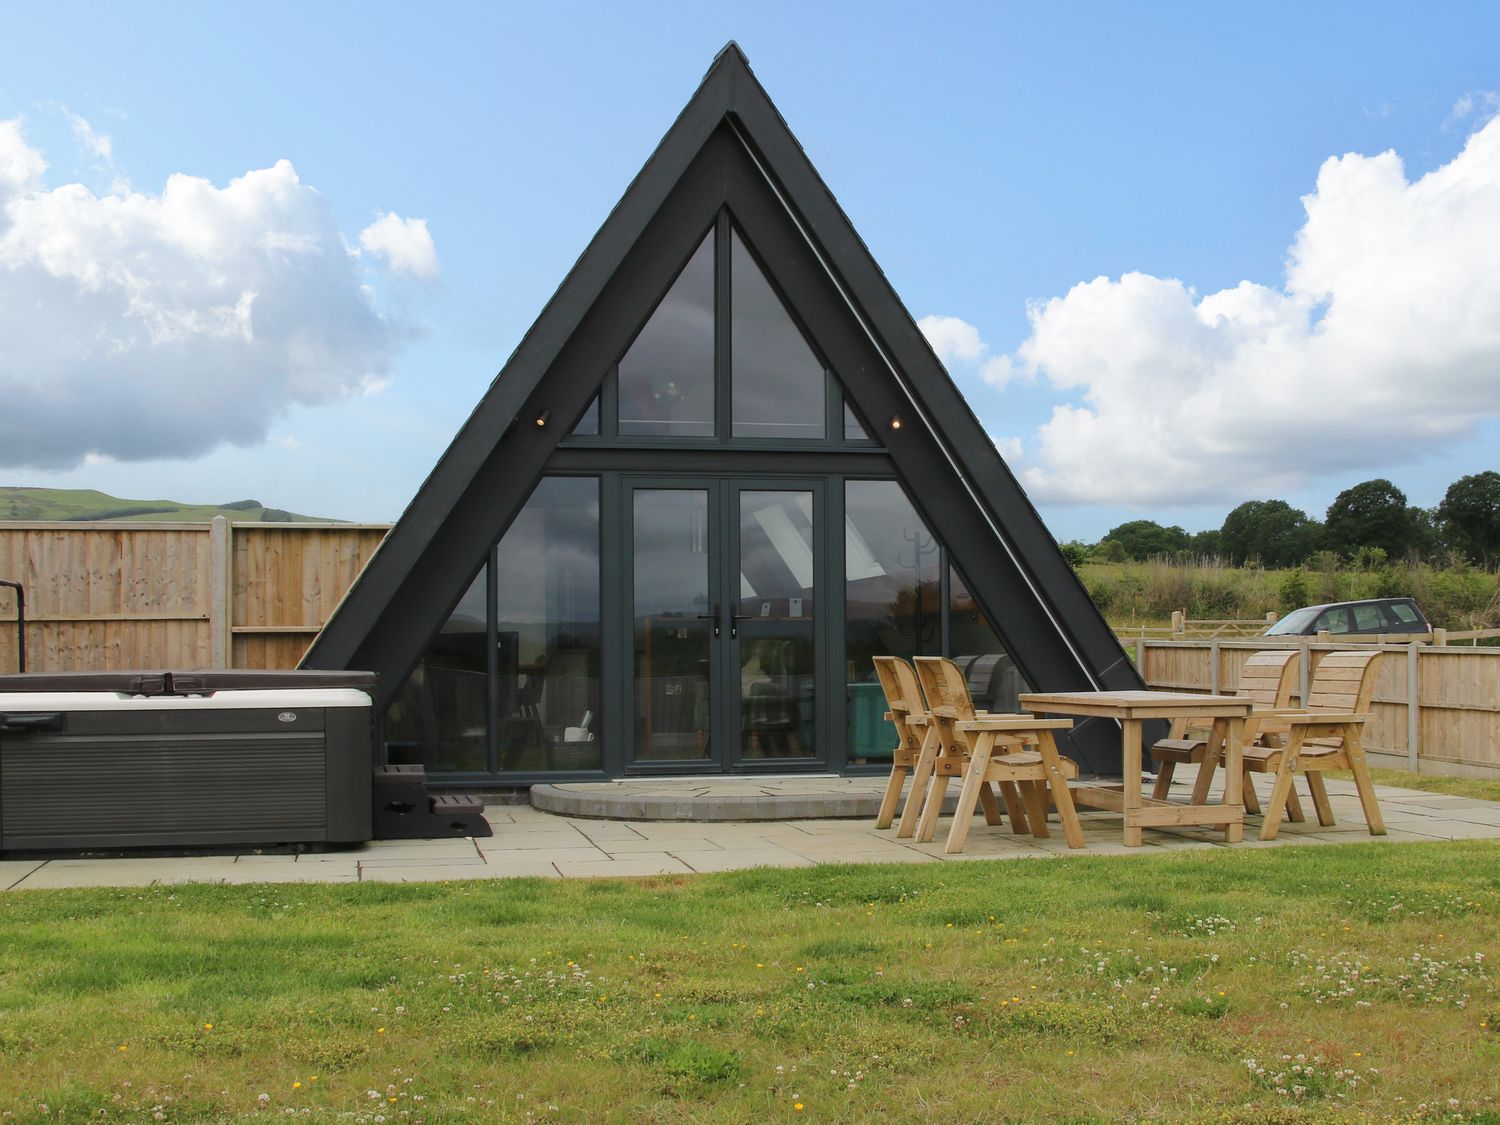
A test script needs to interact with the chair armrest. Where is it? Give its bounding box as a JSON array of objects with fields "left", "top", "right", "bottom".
[
  {"left": 1282, "top": 712, "right": 1371, "bottom": 726},
  {"left": 884, "top": 711, "right": 930, "bottom": 726},
  {"left": 958, "top": 717, "right": 1074, "bottom": 733}
]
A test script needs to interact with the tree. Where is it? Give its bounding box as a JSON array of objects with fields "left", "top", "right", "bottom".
[
  {"left": 1058, "top": 540, "right": 1090, "bottom": 568},
  {"left": 1189, "top": 528, "right": 1222, "bottom": 559},
  {"left": 1438, "top": 471, "right": 1500, "bottom": 567},
  {"left": 1101, "top": 519, "right": 1190, "bottom": 561},
  {"left": 1324, "top": 479, "right": 1414, "bottom": 559},
  {"left": 1218, "top": 499, "right": 1318, "bottom": 568}
]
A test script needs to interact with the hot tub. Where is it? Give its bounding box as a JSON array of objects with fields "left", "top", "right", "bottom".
[{"left": 0, "top": 670, "right": 375, "bottom": 851}]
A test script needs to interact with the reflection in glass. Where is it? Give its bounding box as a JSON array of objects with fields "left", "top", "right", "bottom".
[
  {"left": 618, "top": 232, "right": 715, "bottom": 436},
  {"left": 948, "top": 565, "right": 1031, "bottom": 714},
  {"left": 844, "top": 480, "right": 942, "bottom": 763},
  {"left": 495, "top": 477, "right": 602, "bottom": 771},
  {"left": 843, "top": 401, "right": 871, "bottom": 441},
  {"left": 384, "top": 568, "right": 490, "bottom": 773},
  {"left": 731, "top": 230, "right": 826, "bottom": 439},
  {"left": 738, "top": 491, "right": 815, "bottom": 758},
  {"left": 633, "top": 490, "right": 712, "bottom": 760}
]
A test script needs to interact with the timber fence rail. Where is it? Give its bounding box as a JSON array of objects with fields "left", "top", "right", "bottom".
[
  {"left": 1136, "top": 637, "right": 1500, "bottom": 779},
  {"left": 0, "top": 519, "right": 389, "bottom": 672}
]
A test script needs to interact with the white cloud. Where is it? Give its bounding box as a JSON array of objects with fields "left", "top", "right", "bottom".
[
  {"left": 1447, "top": 90, "right": 1500, "bottom": 129},
  {"left": 916, "top": 313, "right": 1030, "bottom": 389},
  {"left": 0, "top": 118, "right": 428, "bottom": 469},
  {"left": 991, "top": 434, "right": 1023, "bottom": 462},
  {"left": 917, "top": 313, "right": 984, "bottom": 365},
  {"left": 0, "top": 119, "right": 46, "bottom": 198},
  {"left": 64, "top": 109, "right": 112, "bottom": 162},
  {"left": 982, "top": 115, "right": 1500, "bottom": 506},
  {"left": 359, "top": 211, "right": 439, "bottom": 279}
]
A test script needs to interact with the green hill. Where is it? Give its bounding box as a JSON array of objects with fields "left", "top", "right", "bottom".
[{"left": 0, "top": 487, "right": 336, "bottom": 523}]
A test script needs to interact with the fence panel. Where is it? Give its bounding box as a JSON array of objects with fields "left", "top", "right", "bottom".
[
  {"left": 1139, "top": 638, "right": 1500, "bottom": 778},
  {"left": 0, "top": 521, "right": 388, "bottom": 673}
]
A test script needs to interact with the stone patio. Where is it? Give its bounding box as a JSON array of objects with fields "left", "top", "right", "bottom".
[{"left": 4, "top": 771, "right": 1497, "bottom": 890}]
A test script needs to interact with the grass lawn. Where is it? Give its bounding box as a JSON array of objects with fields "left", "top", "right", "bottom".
[{"left": 2, "top": 841, "right": 1498, "bottom": 1123}]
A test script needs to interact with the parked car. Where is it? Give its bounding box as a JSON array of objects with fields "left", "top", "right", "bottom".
[{"left": 1264, "top": 597, "right": 1430, "bottom": 637}]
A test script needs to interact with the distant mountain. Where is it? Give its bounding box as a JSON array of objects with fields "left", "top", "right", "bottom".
[{"left": 0, "top": 487, "right": 337, "bottom": 523}]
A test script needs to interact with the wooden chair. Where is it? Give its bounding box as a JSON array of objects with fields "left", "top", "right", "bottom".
[
  {"left": 1150, "top": 649, "right": 1300, "bottom": 805},
  {"left": 949, "top": 716, "right": 1085, "bottom": 852},
  {"left": 1244, "top": 650, "right": 1385, "bottom": 841},
  {"left": 908, "top": 656, "right": 1084, "bottom": 851},
  {"left": 871, "top": 656, "right": 933, "bottom": 829}
]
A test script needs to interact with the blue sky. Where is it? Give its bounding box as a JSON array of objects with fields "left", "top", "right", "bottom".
[{"left": 2, "top": 1, "right": 1498, "bottom": 540}]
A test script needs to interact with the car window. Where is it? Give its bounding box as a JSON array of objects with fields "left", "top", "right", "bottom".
[
  {"left": 1315, "top": 608, "right": 1351, "bottom": 634},
  {"left": 1353, "top": 603, "right": 1385, "bottom": 631},
  {"left": 1388, "top": 601, "right": 1421, "bottom": 624},
  {"left": 1266, "top": 607, "right": 1320, "bottom": 635}
]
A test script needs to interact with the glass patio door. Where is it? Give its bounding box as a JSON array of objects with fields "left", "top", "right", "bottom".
[{"left": 626, "top": 479, "right": 822, "bottom": 771}]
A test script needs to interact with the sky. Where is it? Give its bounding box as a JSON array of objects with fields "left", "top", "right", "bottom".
[{"left": 1, "top": 1, "right": 1498, "bottom": 541}]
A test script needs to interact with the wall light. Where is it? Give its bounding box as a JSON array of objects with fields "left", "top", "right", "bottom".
[
  {"left": 534, "top": 409, "right": 551, "bottom": 428},
  {"left": 889, "top": 415, "right": 903, "bottom": 431}
]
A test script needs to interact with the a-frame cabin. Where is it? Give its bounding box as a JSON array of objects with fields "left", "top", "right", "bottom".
[{"left": 304, "top": 43, "right": 1144, "bottom": 782}]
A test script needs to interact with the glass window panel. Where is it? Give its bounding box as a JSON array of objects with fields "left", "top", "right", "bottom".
[
  {"left": 569, "top": 395, "right": 599, "bottom": 436},
  {"left": 618, "top": 231, "right": 715, "bottom": 436},
  {"left": 738, "top": 491, "right": 815, "bottom": 759},
  {"left": 948, "top": 565, "right": 1032, "bottom": 714},
  {"left": 731, "top": 230, "right": 826, "bottom": 439},
  {"left": 633, "top": 489, "right": 713, "bottom": 761},
  {"left": 494, "top": 477, "right": 603, "bottom": 772},
  {"left": 844, "top": 480, "right": 942, "bottom": 763},
  {"left": 843, "top": 401, "right": 871, "bottom": 441},
  {"left": 384, "top": 568, "right": 490, "bottom": 773}
]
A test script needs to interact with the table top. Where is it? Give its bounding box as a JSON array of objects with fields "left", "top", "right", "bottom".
[{"left": 1018, "top": 690, "right": 1255, "bottom": 720}]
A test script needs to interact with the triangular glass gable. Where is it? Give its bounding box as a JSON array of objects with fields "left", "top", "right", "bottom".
[
  {"left": 843, "top": 401, "right": 871, "bottom": 441},
  {"left": 308, "top": 45, "right": 1139, "bottom": 781},
  {"left": 570, "top": 394, "right": 600, "bottom": 436},
  {"left": 617, "top": 229, "right": 715, "bottom": 436},
  {"left": 731, "top": 229, "right": 825, "bottom": 439}
]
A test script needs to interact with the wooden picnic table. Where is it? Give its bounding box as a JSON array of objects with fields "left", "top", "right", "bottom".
[{"left": 1018, "top": 691, "right": 1255, "bottom": 846}]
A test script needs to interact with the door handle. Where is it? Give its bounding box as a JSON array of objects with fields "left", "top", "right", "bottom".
[
  {"left": 695, "top": 604, "right": 721, "bottom": 638},
  {"left": 730, "top": 611, "right": 753, "bottom": 640}
]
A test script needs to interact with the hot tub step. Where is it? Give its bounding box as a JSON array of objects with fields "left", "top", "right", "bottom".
[{"left": 372, "top": 765, "right": 492, "bottom": 839}]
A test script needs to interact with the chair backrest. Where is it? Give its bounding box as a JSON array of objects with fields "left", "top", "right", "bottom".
[
  {"left": 1235, "top": 649, "right": 1301, "bottom": 709},
  {"left": 912, "top": 656, "right": 978, "bottom": 722},
  {"left": 1306, "top": 650, "right": 1381, "bottom": 714},
  {"left": 873, "top": 656, "right": 924, "bottom": 725}
]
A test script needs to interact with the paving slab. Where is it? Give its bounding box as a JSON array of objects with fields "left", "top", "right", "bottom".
[
  {"left": 0, "top": 861, "right": 45, "bottom": 890},
  {"left": 229, "top": 853, "right": 302, "bottom": 864},
  {"left": 474, "top": 831, "right": 593, "bottom": 852},
  {"left": 14, "top": 859, "right": 209, "bottom": 889},
  {"left": 606, "top": 837, "right": 722, "bottom": 854},
  {"left": 359, "top": 840, "right": 483, "bottom": 860},
  {"left": 359, "top": 855, "right": 490, "bottom": 869}
]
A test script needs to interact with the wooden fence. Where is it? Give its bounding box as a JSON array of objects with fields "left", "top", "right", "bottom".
[
  {"left": 0, "top": 520, "right": 389, "bottom": 673},
  {"left": 1138, "top": 638, "right": 1500, "bottom": 779}
]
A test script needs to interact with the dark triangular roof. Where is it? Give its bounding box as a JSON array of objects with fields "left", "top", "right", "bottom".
[{"left": 304, "top": 43, "right": 1143, "bottom": 771}]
